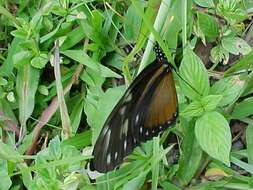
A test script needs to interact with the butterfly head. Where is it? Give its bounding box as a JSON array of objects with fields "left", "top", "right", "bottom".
[{"left": 153, "top": 43, "right": 169, "bottom": 68}]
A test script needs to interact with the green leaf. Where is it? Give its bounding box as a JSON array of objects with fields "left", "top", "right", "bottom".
[
  {"left": 181, "top": 100, "right": 203, "bottom": 118},
  {"left": 89, "top": 86, "right": 125, "bottom": 144},
  {"left": 0, "top": 141, "right": 23, "bottom": 162},
  {"left": 210, "top": 45, "right": 229, "bottom": 65},
  {"left": 246, "top": 124, "right": 253, "bottom": 165},
  {"left": 225, "top": 50, "right": 253, "bottom": 74},
  {"left": 17, "top": 133, "right": 33, "bottom": 154},
  {"left": 210, "top": 76, "right": 245, "bottom": 107},
  {"left": 38, "top": 85, "right": 49, "bottom": 96},
  {"left": 60, "top": 26, "right": 86, "bottom": 50},
  {"left": 62, "top": 50, "right": 121, "bottom": 78},
  {"left": 0, "top": 160, "right": 12, "bottom": 190},
  {"left": 124, "top": 4, "right": 142, "bottom": 42},
  {"left": 231, "top": 156, "right": 253, "bottom": 174},
  {"left": 194, "top": 0, "right": 215, "bottom": 8},
  {"left": 160, "top": 181, "right": 181, "bottom": 190},
  {"left": 179, "top": 47, "right": 210, "bottom": 100},
  {"left": 201, "top": 95, "right": 222, "bottom": 111},
  {"left": 222, "top": 36, "right": 252, "bottom": 55},
  {"left": 48, "top": 136, "right": 62, "bottom": 160},
  {"left": 195, "top": 111, "right": 231, "bottom": 166},
  {"left": 31, "top": 53, "right": 48, "bottom": 69},
  {"left": 182, "top": 95, "right": 222, "bottom": 118},
  {"left": 122, "top": 171, "right": 147, "bottom": 190},
  {"left": 177, "top": 119, "right": 203, "bottom": 185},
  {"left": 62, "top": 130, "right": 92, "bottom": 149},
  {"left": 0, "top": 77, "right": 7, "bottom": 86},
  {"left": 13, "top": 50, "right": 33, "bottom": 68},
  {"left": 0, "top": 38, "right": 21, "bottom": 77},
  {"left": 80, "top": 68, "right": 105, "bottom": 87},
  {"left": 16, "top": 64, "right": 40, "bottom": 127},
  {"left": 70, "top": 96, "right": 84, "bottom": 134},
  {"left": 197, "top": 12, "right": 219, "bottom": 41},
  {"left": 232, "top": 97, "right": 253, "bottom": 119}
]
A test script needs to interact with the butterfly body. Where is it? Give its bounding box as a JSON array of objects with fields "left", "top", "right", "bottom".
[{"left": 91, "top": 44, "right": 178, "bottom": 172}]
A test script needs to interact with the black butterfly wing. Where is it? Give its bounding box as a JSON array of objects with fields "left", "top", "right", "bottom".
[
  {"left": 91, "top": 61, "right": 162, "bottom": 172},
  {"left": 131, "top": 62, "right": 178, "bottom": 141}
]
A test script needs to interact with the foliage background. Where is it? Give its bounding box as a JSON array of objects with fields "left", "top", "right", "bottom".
[{"left": 0, "top": 0, "right": 253, "bottom": 189}]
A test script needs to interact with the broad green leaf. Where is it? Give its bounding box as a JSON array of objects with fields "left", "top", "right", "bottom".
[
  {"left": 210, "top": 76, "right": 245, "bottom": 107},
  {"left": 0, "top": 77, "right": 7, "bottom": 86},
  {"left": 16, "top": 64, "right": 40, "bottom": 127},
  {"left": 124, "top": 4, "right": 142, "bottom": 42},
  {"left": 181, "top": 100, "right": 203, "bottom": 118},
  {"left": 210, "top": 45, "right": 229, "bottom": 65},
  {"left": 160, "top": 181, "right": 181, "bottom": 190},
  {"left": 48, "top": 136, "right": 62, "bottom": 160},
  {"left": 80, "top": 68, "right": 105, "bottom": 87},
  {"left": 201, "top": 95, "right": 222, "bottom": 111},
  {"left": 179, "top": 47, "right": 210, "bottom": 100},
  {"left": 0, "top": 141, "right": 23, "bottom": 162},
  {"left": 13, "top": 50, "right": 33, "bottom": 68},
  {"left": 38, "top": 85, "right": 49, "bottom": 96},
  {"left": 246, "top": 124, "right": 253, "bottom": 165},
  {"left": 62, "top": 50, "right": 121, "bottom": 78},
  {"left": 217, "top": 1, "right": 247, "bottom": 24},
  {"left": 60, "top": 26, "right": 86, "bottom": 50},
  {"left": 122, "top": 171, "right": 147, "bottom": 190},
  {"left": 18, "top": 162, "right": 32, "bottom": 189},
  {"left": 62, "top": 130, "right": 92, "bottom": 149},
  {"left": 177, "top": 119, "right": 203, "bottom": 185},
  {"left": 0, "top": 38, "right": 21, "bottom": 77},
  {"left": 0, "top": 160, "right": 12, "bottom": 190},
  {"left": 194, "top": 0, "right": 215, "bottom": 8},
  {"left": 222, "top": 36, "right": 252, "bottom": 55},
  {"left": 197, "top": 12, "right": 219, "bottom": 41},
  {"left": 88, "top": 86, "right": 125, "bottom": 144},
  {"left": 0, "top": 98, "right": 17, "bottom": 123},
  {"left": 232, "top": 97, "right": 253, "bottom": 119},
  {"left": 17, "top": 133, "right": 33, "bottom": 154},
  {"left": 195, "top": 111, "right": 231, "bottom": 166},
  {"left": 164, "top": 15, "right": 181, "bottom": 49},
  {"left": 182, "top": 95, "right": 222, "bottom": 118},
  {"left": 31, "top": 53, "right": 48, "bottom": 69}
]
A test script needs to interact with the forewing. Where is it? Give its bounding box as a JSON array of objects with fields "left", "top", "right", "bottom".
[
  {"left": 91, "top": 61, "right": 162, "bottom": 172},
  {"left": 132, "top": 64, "right": 178, "bottom": 142}
]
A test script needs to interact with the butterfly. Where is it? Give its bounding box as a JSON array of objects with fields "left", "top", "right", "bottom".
[{"left": 90, "top": 43, "right": 178, "bottom": 173}]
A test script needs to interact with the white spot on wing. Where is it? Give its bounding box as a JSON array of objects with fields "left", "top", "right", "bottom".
[
  {"left": 120, "top": 106, "right": 126, "bottom": 115},
  {"left": 159, "top": 126, "right": 163, "bottom": 130},
  {"left": 107, "top": 153, "right": 111, "bottom": 164},
  {"left": 104, "top": 129, "right": 111, "bottom": 151},
  {"left": 126, "top": 93, "right": 132, "bottom": 102},
  {"left": 124, "top": 140, "right": 127, "bottom": 150},
  {"left": 146, "top": 131, "right": 149, "bottom": 136},
  {"left": 140, "top": 126, "right": 143, "bottom": 133},
  {"left": 123, "top": 120, "right": 128, "bottom": 135},
  {"left": 114, "top": 152, "right": 118, "bottom": 160},
  {"left": 135, "top": 114, "right": 139, "bottom": 124}
]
